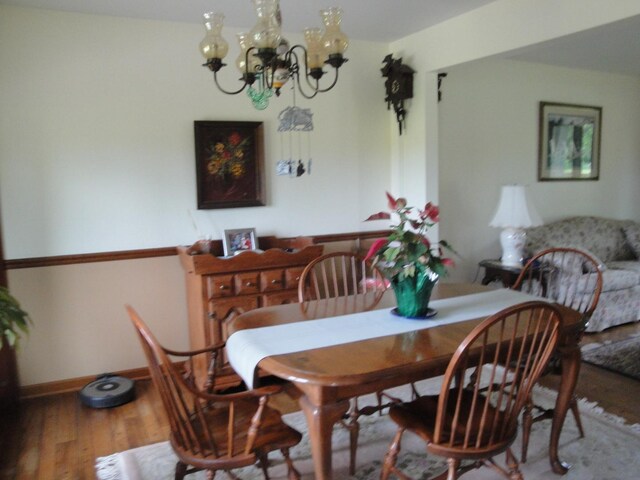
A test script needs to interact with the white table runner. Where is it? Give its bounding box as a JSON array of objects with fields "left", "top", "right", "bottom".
[{"left": 226, "top": 289, "right": 541, "bottom": 388}]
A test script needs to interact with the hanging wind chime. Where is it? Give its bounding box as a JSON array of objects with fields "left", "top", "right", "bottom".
[{"left": 276, "top": 84, "right": 314, "bottom": 178}]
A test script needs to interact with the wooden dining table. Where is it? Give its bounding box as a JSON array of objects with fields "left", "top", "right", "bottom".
[{"left": 227, "top": 283, "right": 583, "bottom": 479}]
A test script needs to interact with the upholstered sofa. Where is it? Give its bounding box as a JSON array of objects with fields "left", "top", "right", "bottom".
[{"left": 525, "top": 216, "right": 640, "bottom": 332}]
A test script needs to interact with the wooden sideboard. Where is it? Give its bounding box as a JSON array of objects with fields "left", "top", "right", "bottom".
[{"left": 177, "top": 237, "right": 323, "bottom": 387}]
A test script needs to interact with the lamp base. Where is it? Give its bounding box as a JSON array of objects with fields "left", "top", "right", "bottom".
[{"left": 500, "top": 227, "right": 526, "bottom": 266}]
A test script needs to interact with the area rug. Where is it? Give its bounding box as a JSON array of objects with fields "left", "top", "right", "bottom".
[
  {"left": 96, "top": 376, "right": 640, "bottom": 480},
  {"left": 582, "top": 333, "right": 640, "bottom": 381}
]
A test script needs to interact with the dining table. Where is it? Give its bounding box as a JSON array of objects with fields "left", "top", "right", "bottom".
[{"left": 226, "top": 283, "right": 583, "bottom": 479}]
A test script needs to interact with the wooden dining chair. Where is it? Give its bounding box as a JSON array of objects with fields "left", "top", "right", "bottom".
[
  {"left": 126, "top": 306, "right": 302, "bottom": 480},
  {"left": 512, "top": 247, "right": 603, "bottom": 462},
  {"left": 297, "top": 251, "right": 388, "bottom": 305},
  {"left": 381, "top": 301, "right": 562, "bottom": 480},
  {"left": 297, "top": 251, "right": 389, "bottom": 474}
]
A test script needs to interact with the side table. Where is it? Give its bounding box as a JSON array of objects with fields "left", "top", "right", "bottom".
[{"left": 478, "top": 259, "right": 524, "bottom": 288}]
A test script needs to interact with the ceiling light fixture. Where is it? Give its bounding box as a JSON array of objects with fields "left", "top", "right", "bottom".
[{"left": 199, "top": 0, "right": 349, "bottom": 110}]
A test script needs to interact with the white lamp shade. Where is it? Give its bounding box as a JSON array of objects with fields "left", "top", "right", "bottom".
[{"left": 489, "top": 185, "right": 542, "bottom": 228}]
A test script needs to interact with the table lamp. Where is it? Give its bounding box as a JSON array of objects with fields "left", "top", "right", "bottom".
[{"left": 489, "top": 184, "right": 542, "bottom": 266}]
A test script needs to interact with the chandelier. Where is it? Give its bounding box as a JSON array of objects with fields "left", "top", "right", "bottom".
[{"left": 199, "top": 0, "right": 349, "bottom": 110}]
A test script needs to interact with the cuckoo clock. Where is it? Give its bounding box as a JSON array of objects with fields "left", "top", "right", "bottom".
[{"left": 381, "top": 54, "right": 415, "bottom": 134}]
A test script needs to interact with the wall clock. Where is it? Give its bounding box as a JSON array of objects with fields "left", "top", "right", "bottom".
[{"left": 381, "top": 54, "right": 415, "bottom": 135}]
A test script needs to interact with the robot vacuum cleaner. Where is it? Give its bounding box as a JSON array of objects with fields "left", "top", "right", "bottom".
[{"left": 79, "top": 374, "right": 135, "bottom": 408}]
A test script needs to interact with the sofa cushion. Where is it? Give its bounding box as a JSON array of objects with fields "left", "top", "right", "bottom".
[
  {"left": 607, "top": 261, "right": 640, "bottom": 275},
  {"left": 622, "top": 223, "right": 640, "bottom": 258},
  {"left": 597, "top": 268, "right": 640, "bottom": 293},
  {"left": 526, "top": 216, "right": 636, "bottom": 263}
]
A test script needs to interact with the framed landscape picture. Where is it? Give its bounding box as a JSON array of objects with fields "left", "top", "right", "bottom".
[
  {"left": 195, "top": 121, "right": 265, "bottom": 209},
  {"left": 538, "top": 102, "right": 602, "bottom": 181}
]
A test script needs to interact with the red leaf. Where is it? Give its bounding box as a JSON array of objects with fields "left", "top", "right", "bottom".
[
  {"left": 386, "top": 192, "right": 407, "bottom": 211},
  {"left": 385, "top": 191, "right": 398, "bottom": 210},
  {"left": 422, "top": 202, "right": 440, "bottom": 222},
  {"left": 364, "top": 212, "right": 391, "bottom": 222},
  {"left": 364, "top": 238, "right": 387, "bottom": 261}
]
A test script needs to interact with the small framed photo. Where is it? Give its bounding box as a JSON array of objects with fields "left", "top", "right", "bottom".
[
  {"left": 538, "top": 102, "right": 602, "bottom": 181},
  {"left": 223, "top": 228, "right": 258, "bottom": 256}
]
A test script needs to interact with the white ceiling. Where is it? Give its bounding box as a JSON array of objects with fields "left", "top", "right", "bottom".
[
  {"left": 2, "top": 0, "right": 639, "bottom": 77},
  {"left": 508, "top": 14, "right": 640, "bottom": 78},
  {"left": 0, "top": 0, "right": 497, "bottom": 43}
]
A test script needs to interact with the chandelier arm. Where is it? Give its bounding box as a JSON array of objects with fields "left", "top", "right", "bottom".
[
  {"left": 294, "top": 75, "right": 320, "bottom": 100},
  {"left": 313, "top": 67, "right": 340, "bottom": 93},
  {"left": 213, "top": 71, "right": 249, "bottom": 95},
  {"left": 283, "top": 46, "right": 313, "bottom": 92},
  {"left": 283, "top": 47, "right": 318, "bottom": 99},
  {"left": 263, "top": 65, "right": 275, "bottom": 90}
]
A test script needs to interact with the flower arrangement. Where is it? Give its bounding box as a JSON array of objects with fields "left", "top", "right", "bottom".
[
  {"left": 364, "top": 192, "right": 455, "bottom": 282},
  {"left": 207, "top": 131, "right": 250, "bottom": 181}
]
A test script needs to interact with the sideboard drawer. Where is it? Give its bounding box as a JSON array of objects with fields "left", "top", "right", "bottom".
[
  {"left": 285, "top": 266, "right": 305, "bottom": 289},
  {"left": 235, "top": 272, "right": 260, "bottom": 295},
  {"left": 208, "top": 274, "right": 234, "bottom": 298},
  {"left": 260, "top": 269, "right": 286, "bottom": 292}
]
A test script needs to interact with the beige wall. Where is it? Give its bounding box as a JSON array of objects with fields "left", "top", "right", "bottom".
[
  {"left": 9, "top": 256, "right": 188, "bottom": 385},
  {"left": 439, "top": 58, "right": 640, "bottom": 282},
  {"left": 0, "top": 6, "right": 391, "bottom": 259}
]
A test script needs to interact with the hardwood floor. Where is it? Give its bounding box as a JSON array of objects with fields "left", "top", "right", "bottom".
[{"left": 1, "top": 322, "right": 638, "bottom": 480}]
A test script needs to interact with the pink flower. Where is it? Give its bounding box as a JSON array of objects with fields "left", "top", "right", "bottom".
[
  {"left": 421, "top": 202, "right": 439, "bottom": 222},
  {"left": 365, "top": 238, "right": 387, "bottom": 261},
  {"left": 442, "top": 258, "right": 455, "bottom": 267},
  {"left": 386, "top": 191, "right": 407, "bottom": 211}
]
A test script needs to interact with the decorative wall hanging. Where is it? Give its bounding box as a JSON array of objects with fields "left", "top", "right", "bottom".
[
  {"left": 199, "top": 1, "right": 349, "bottom": 110},
  {"left": 538, "top": 102, "right": 601, "bottom": 181},
  {"left": 276, "top": 105, "right": 314, "bottom": 177},
  {"left": 194, "top": 121, "right": 265, "bottom": 209},
  {"left": 381, "top": 54, "right": 415, "bottom": 135}
]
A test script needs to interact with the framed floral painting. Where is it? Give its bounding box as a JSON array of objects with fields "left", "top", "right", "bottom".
[{"left": 194, "top": 121, "right": 265, "bottom": 209}]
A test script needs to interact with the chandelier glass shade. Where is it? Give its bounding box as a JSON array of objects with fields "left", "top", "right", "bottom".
[{"left": 199, "top": 0, "right": 349, "bottom": 110}]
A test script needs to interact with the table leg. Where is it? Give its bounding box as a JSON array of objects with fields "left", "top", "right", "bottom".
[
  {"left": 550, "top": 343, "right": 581, "bottom": 474},
  {"left": 299, "top": 395, "right": 350, "bottom": 480}
]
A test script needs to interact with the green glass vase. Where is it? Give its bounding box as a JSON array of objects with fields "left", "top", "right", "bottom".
[{"left": 390, "top": 270, "right": 438, "bottom": 318}]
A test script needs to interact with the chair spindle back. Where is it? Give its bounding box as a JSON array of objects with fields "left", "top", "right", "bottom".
[
  {"left": 434, "top": 302, "right": 562, "bottom": 451},
  {"left": 127, "top": 306, "right": 256, "bottom": 462},
  {"left": 513, "top": 247, "right": 603, "bottom": 325},
  {"left": 298, "top": 252, "right": 387, "bottom": 303}
]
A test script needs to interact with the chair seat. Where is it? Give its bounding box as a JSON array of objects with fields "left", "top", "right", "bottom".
[
  {"left": 389, "top": 390, "right": 515, "bottom": 458},
  {"left": 174, "top": 398, "right": 302, "bottom": 469}
]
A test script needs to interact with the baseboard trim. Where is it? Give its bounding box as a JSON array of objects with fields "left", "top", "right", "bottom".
[{"left": 20, "top": 366, "right": 150, "bottom": 399}]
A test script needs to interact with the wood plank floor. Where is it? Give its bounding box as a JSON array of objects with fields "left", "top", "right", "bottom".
[{"left": 1, "top": 322, "right": 638, "bottom": 480}]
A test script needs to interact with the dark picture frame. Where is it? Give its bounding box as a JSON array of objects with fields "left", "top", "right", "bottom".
[
  {"left": 222, "top": 228, "right": 258, "bottom": 256},
  {"left": 195, "top": 121, "right": 265, "bottom": 209},
  {"left": 538, "top": 102, "right": 602, "bottom": 181}
]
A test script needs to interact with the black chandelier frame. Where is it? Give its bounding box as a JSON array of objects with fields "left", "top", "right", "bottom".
[{"left": 203, "top": 44, "right": 347, "bottom": 99}]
